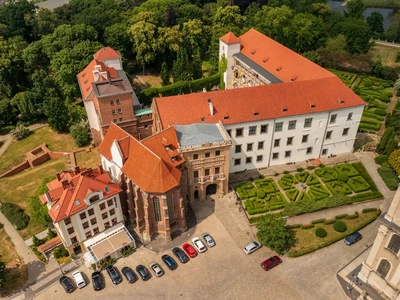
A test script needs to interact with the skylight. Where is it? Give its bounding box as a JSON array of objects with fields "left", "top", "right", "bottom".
[
  {"left": 105, "top": 186, "right": 110, "bottom": 193},
  {"left": 75, "top": 200, "right": 80, "bottom": 206},
  {"left": 55, "top": 204, "right": 60, "bottom": 210}
]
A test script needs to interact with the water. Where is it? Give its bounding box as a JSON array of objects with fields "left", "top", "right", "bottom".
[{"left": 327, "top": 0, "right": 397, "bottom": 31}]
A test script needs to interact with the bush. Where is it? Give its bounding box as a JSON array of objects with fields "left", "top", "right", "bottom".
[
  {"left": 259, "top": 175, "right": 264, "bottom": 179},
  {"left": 70, "top": 120, "right": 90, "bottom": 147},
  {"left": 48, "top": 228, "right": 56, "bottom": 240},
  {"left": 375, "top": 155, "right": 389, "bottom": 165},
  {"left": 335, "top": 214, "right": 348, "bottom": 219},
  {"left": 297, "top": 168, "right": 304, "bottom": 172},
  {"left": 346, "top": 212, "right": 359, "bottom": 220},
  {"left": 324, "top": 219, "right": 336, "bottom": 225},
  {"left": 0, "top": 202, "right": 30, "bottom": 230},
  {"left": 249, "top": 177, "right": 254, "bottom": 181},
  {"left": 54, "top": 247, "right": 69, "bottom": 259},
  {"left": 337, "top": 173, "right": 349, "bottom": 183},
  {"left": 362, "top": 208, "right": 378, "bottom": 213},
  {"left": 11, "top": 122, "right": 30, "bottom": 140},
  {"left": 333, "top": 220, "right": 347, "bottom": 232},
  {"left": 311, "top": 218, "right": 325, "bottom": 224},
  {"left": 274, "top": 172, "right": 279, "bottom": 176},
  {"left": 377, "top": 167, "right": 398, "bottom": 190},
  {"left": 307, "top": 166, "right": 315, "bottom": 170},
  {"left": 301, "top": 224, "right": 314, "bottom": 229},
  {"left": 32, "top": 235, "right": 44, "bottom": 247},
  {"left": 283, "top": 170, "right": 290, "bottom": 175},
  {"left": 257, "top": 190, "right": 266, "bottom": 199},
  {"left": 0, "top": 222, "right": 3, "bottom": 229},
  {"left": 315, "top": 227, "right": 327, "bottom": 238},
  {"left": 319, "top": 164, "right": 325, "bottom": 168}
]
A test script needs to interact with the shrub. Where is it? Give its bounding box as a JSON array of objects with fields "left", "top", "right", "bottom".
[
  {"left": 307, "top": 166, "right": 315, "bottom": 170},
  {"left": 377, "top": 167, "right": 398, "bottom": 190},
  {"left": 346, "top": 212, "right": 359, "bottom": 219},
  {"left": 315, "top": 227, "right": 327, "bottom": 238},
  {"left": 54, "top": 247, "right": 69, "bottom": 259},
  {"left": 0, "top": 202, "right": 30, "bottom": 230},
  {"left": 301, "top": 224, "right": 314, "bottom": 229},
  {"left": 274, "top": 172, "right": 279, "bottom": 176},
  {"left": 32, "top": 235, "right": 44, "bottom": 247},
  {"left": 352, "top": 163, "right": 379, "bottom": 192},
  {"left": 362, "top": 208, "right": 378, "bottom": 213},
  {"left": 297, "top": 168, "right": 304, "bottom": 172},
  {"left": 337, "top": 174, "right": 349, "bottom": 183},
  {"left": 333, "top": 220, "right": 347, "bottom": 232},
  {"left": 259, "top": 175, "right": 264, "bottom": 179},
  {"left": 70, "top": 120, "right": 90, "bottom": 147},
  {"left": 249, "top": 177, "right": 254, "bottom": 181},
  {"left": 335, "top": 214, "right": 348, "bottom": 220},
  {"left": 319, "top": 164, "right": 325, "bottom": 168},
  {"left": 257, "top": 190, "right": 266, "bottom": 199},
  {"left": 311, "top": 218, "right": 325, "bottom": 224},
  {"left": 11, "top": 122, "right": 31, "bottom": 140},
  {"left": 283, "top": 171, "right": 290, "bottom": 175},
  {"left": 324, "top": 219, "right": 336, "bottom": 225},
  {"left": 0, "top": 222, "right": 3, "bottom": 229},
  {"left": 48, "top": 228, "right": 56, "bottom": 240}
]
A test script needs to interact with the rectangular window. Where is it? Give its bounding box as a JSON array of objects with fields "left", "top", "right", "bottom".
[
  {"left": 85, "top": 231, "right": 92, "bottom": 238},
  {"left": 302, "top": 135, "right": 309, "bottom": 143},
  {"left": 93, "top": 227, "right": 99, "bottom": 234},
  {"left": 256, "top": 155, "right": 263, "bottom": 162},
  {"left": 330, "top": 114, "right": 337, "bottom": 124},
  {"left": 194, "top": 171, "right": 199, "bottom": 178},
  {"left": 82, "top": 222, "right": 89, "bottom": 229},
  {"left": 109, "top": 208, "right": 115, "bottom": 216},
  {"left": 326, "top": 131, "right": 332, "bottom": 139},
  {"left": 285, "top": 150, "right": 291, "bottom": 158},
  {"left": 234, "top": 158, "right": 241, "bottom": 166},
  {"left": 112, "top": 218, "right": 117, "bottom": 225},
  {"left": 287, "top": 137, "right": 293, "bottom": 146},
  {"left": 347, "top": 112, "right": 353, "bottom": 120},
  {"left": 193, "top": 154, "right": 198, "bottom": 160},
  {"left": 153, "top": 197, "right": 162, "bottom": 222},
  {"left": 167, "top": 193, "right": 174, "bottom": 220},
  {"left": 258, "top": 141, "right": 264, "bottom": 150},
  {"left": 260, "top": 125, "right": 268, "bottom": 134},
  {"left": 80, "top": 212, "right": 86, "bottom": 220},
  {"left": 343, "top": 128, "right": 349, "bottom": 136},
  {"left": 71, "top": 237, "right": 77, "bottom": 243},
  {"left": 90, "top": 218, "right": 97, "bottom": 225},
  {"left": 249, "top": 126, "right": 256, "bottom": 135},
  {"left": 100, "top": 203, "right": 106, "bottom": 210},
  {"left": 107, "top": 199, "right": 113, "bottom": 207},
  {"left": 102, "top": 212, "right": 108, "bottom": 220},
  {"left": 275, "top": 122, "right": 283, "bottom": 132},
  {"left": 235, "top": 145, "right": 242, "bottom": 153},
  {"left": 67, "top": 227, "right": 74, "bottom": 234},
  {"left": 322, "top": 149, "right": 328, "bottom": 155},
  {"left": 205, "top": 152, "right": 210, "bottom": 158},
  {"left": 88, "top": 208, "right": 94, "bottom": 216},
  {"left": 215, "top": 150, "right": 220, "bottom": 156},
  {"left": 110, "top": 100, "right": 114, "bottom": 106},
  {"left": 227, "top": 130, "right": 232, "bottom": 137},
  {"left": 65, "top": 218, "right": 71, "bottom": 225},
  {"left": 205, "top": 169, "right": 210, "bottom": 176},
  {"left": 118, "top": 108, "right": 122, "bottom": 114},
  {"left": 215, "top": 167, "right": 220, "bottom": 174},
  {"left": 113, "top": 119, "right": 117, "bottom": 123},
  {"left": 246, "top": 157, "right": 252, "bottom": 164},
  {"left": 288, "top": 120, "right": 296, "bottom": 130},
  {"left": 306, "top": 147, "right": 313, "bottom": 154},
  {"left": 247, "top": 143, "right": 253, "bottom": 151},
  {"left": 112, "top": 110, "right": 116, "bottom": 115},
  {"left": 236, "top": 128, "right": 243, "bottom": 137},
  {"left": 272, "top": 152, "right": 279, "bottom": 159},
  {"left": 274, "top": 139, "right": 280, "bottom": 147},
  {"left": 116, "top": 99, "right": 120, "bottom": 105},
  {"left": 304, "top": 118, "right": 312, "bottom": 128},
  {"left": 119, "top": 117, "right": 123, "bottom": 122}
]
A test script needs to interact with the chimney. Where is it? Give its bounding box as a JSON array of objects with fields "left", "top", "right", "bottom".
[
  {"left": 93, "top": 70, "right": 100, "bottom": 82},
  {"left": 94, "top": 65, "right": 102, "bottom": 71},
  {"left": 74, "top": 166, "right": 80, "bottom": 174},
  {"left": 100, "top": 71, "right": 108, "bottom": 80},
  {"left": 208, "top": 99, "right": 214, "bottom": 116},
  {"left": 61, "top": 179, "right": 69, "bottom": 189},
  {"left": 56, "top": 173, "right": 61, "bottom": 181},
  {"left": 98, "top": 164, "right": 104, "bottom": 174}
]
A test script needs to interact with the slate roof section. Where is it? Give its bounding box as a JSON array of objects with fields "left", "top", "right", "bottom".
[{"left": 175, "top": 123, "right": 227, "bottom": 147}]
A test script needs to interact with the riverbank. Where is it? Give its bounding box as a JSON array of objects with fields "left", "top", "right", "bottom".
[{"left": 363, "top": 0, "right": 400, "bottom": 8}]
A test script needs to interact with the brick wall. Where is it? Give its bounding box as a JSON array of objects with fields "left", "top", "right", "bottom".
[
  {"left": 0, "top": 160, "right": 30, "bottom": 178},
  {"left": 97, "top": 93, "right": 135, "bottom": 126},
  {"left": 30, "top": 153, "right": 50, "bottom": 166}
]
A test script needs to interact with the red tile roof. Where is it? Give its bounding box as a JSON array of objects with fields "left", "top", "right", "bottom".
[
  {"left": 154, "top": 76, "right": 366, "bottom": 128},
  {"left": 98, "top": 123, "right": 184, "bottom": 194},
  {"left": 237, "top": 29, "right": 334, "bottom": 83},
  {"left": 93, "top": 47, "right": 121, "bottom": 61},
  {"left": 41, "top": 168, "right": 121, "bottom": 223},
  {"left": 220, "top": 32, "right": 240, "bottom": 44}
]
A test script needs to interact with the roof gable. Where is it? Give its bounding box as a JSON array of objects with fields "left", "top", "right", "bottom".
[
  {"left": 93, "top": 47, "right": 121, "bottom": 61},
  {"left": 220, "top": 32, "right": 240, "bottom": 44}
]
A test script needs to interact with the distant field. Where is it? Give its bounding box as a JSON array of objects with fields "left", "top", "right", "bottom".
[
  {"left": 363, "top": 0, "right": 400, "bottom": 7},
  {"left": 369, "top": 45, "right": 400, "bottom": 67}
]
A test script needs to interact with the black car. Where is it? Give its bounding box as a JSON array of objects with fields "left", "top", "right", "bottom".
[
  {"left": 172, "top": 247, "right": 189, "bottom": 264},
  {"left": 121, "top": 266, "right": 137, "bottom": 283},
  {"left": 91, "top": 271, "right": 103, "bottom": 291},
  {"left": 59, "top": 276, "right": 74, "bottom": 293},
  {"left": 136, "top": 265, "right": 151, "bottom": 281},
  {"left": 344, "top": 231, "right": 363, "bottom": 245},
  {"left": 161, "top": 254, "right": 178, "bottom": 270},
  {"left": 106, "top": 265, "right": 122, "bottom": 284}
]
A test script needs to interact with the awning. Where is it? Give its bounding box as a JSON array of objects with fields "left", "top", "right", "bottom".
[
  {"left": 83, "top": 223, "right": 135, "bottom": 262},
  {"left": 38, "top": 236, "right": 62, "bottom": 253}
]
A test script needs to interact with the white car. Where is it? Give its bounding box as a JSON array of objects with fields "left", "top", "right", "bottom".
[
  {"left": 243, "top": 241, "right": 261, "bottom": 255},
  {"left": 72, "top": 270, "right": 86, "bottom": 289},
  {"left": 192, "top": 237, "right": 207, "bottom": 253},
  {"left": 149, "top": 262, "right": 164, "bottom": 277}
]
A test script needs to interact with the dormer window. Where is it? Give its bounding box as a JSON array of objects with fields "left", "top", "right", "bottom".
[
  {"left": 253, "top": 112, "right": 259, "bottom": 116},
  {"left": 224, "top": 116, "right": 229, "bottom": 120},
  {"left": 282, "top": 108, "right": 288, "bottom": 112},
  {"left": 89, "top": 195, "right": 100, "bottom": 204},
  {"left": 105, "top": 186, "right": 110, "bottom": 193},
  {"left": 310, "top": 104, "right": 316, "bottom": 109},
  {"left": 201, "top": 117, "right": 205, "bottom": 122}
]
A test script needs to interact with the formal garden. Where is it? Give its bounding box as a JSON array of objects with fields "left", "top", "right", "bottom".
[
  {"left": 236, "top": 162, "right": 382, "bottom": 223},
  {"left": 327, "top": 69, "right": 393, "bottom": 132}
]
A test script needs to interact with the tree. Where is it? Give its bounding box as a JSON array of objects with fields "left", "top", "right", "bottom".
[
  {"left": 28, "top": 195, "right": 51, "bottom": 226},
  {"left": 346, "top": 0, "right": 365, "bottom": 20},
  {"left": 192, "top": 47, "right": 203, "bottom": 80},
  {"left": 377, "top": 126, "right": 394, "bottom": 153},
  {"left": 310, "top": 3, "right": 331, "bottom": 21},
  {"left": 104, "top": 23, "right": 133, "bottom": 58},
  {"left": 371, "top": 60, "right": 384, "bottom": 78},
  {"left": 25, "top": 8, "right": 62, "bottom": 41},
  {"left": 160, "top": 62, "right": 171, "bottom": 86},
  {"left": 389, "top": 149, "right": 400, "bottom": 175},
  {"left": 256, "top": 214, "right": 295, "bottom": 254},
  {"left": 11, "top": 92, "right": 37, "bottom": 121},
  {"left": 367, "top": 12, "right": 384, "bottom": 35},
  {"left": 340, "top": 18, "right": 371, "bottom": 54},
  {"left": 176, "top": 3, "right": 205, "bottom": 24},
  {"left": 0, "top": 98, "right": 16, "bottom": 125},
  {"left": 47, "top": 228, "right": 56, "bottom": 240},
  {"left": 45, "top": 97, "right": 69, "bottom": 132},
  {"left": 11, "top": 122, "right": 30, "bottom": 140},
  {"left": 182, "top": 19, "right": 209, "bottom": 55},
  {"left": 173, "top": 48, "right": 190, "bottom": 82},
  {"left": 70, "top": 119, "right": 90, "bottom": 147}
]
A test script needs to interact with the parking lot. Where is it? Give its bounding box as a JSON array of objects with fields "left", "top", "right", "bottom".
[{"left": 35, "top": 193, "right": 376, "bottom": 300}]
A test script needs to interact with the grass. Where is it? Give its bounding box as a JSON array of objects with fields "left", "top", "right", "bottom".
[
  {"left": 288, "top": 210, "right": 380, "bottom": 257},
  {"left": 368, "top": 45, "right": 400, "bottom": 67},
  {"left": 0, "top": 228, "right": 28, "bottom": 297},
  {"left": 377, "top": 166, "right": 399, "bottom": 190},
  {"left": 0, "top": 125, "right": 79, "bottom": 174},
  {"left": 75, "top": 148, "right": 101, "bottom": 169},
  {"left": 0, "top": 157, "right": 69, "bottom": 239},
  {"left": 363, "top": 0, "right": 400, "bottom": 7}
]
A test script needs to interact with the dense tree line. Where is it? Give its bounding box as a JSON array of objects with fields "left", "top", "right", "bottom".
[{"left": 0, "top": 0, "right": 392, "bottom": 136}]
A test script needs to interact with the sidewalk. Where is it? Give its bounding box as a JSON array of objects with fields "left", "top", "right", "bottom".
[{"left": 25, "top": 228, "right": 50, "bottom": 247}]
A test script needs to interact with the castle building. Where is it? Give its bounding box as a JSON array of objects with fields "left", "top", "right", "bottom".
[
  {"left": 358, "top": 188, "right": 400, "bottom": 299},
  {"left": 39, "top": 167, "right": 136, "bottom": 267},
  {"left": 77, "top": 47, "right": 152, "bottom": 146}
]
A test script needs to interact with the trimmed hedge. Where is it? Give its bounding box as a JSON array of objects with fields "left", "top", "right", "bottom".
[
  {"left": 362, "top": 208, "right": 378, "bottom": 213},
  {"left": 333, "top": 164, "right": 359, "bottom": 177},
  {"left": 350, "top": 191, "right": 383, "bottom": 202},
  {"left": 286, "top": 223, "right": 302, "bottom": 229},
  {"left": 335, "top": 214, "right": 348, "bottom": 219},
  {"left": 337, "top": 174, "right": 349, "bottom": 183},
  {"left": 346, "top": 212, "right": 359, "bottom": 220},
  {"left": 347, "top": 176, "right": 371, "bottom": 193},
  {"left": 254, "top": 178, "right": 278, "bottom": 194},
  {"left": 311, "top": 218, "right": 325, "bottom": 224},
  {"left": 352, "top": 162, "right": 379, "bottom": 192},
  {"left": 326, "top": 181, "right": 352, "bottom": 195},
  {"left": 333, "top": 220, "right": 347, "bottom": 232},
  {"left": 307, "top": 184, "right": 330, "bottom": 200},
  {"left": 324, "top": 219, "right": 336, "bottom": 225},
  {"left": 375, "top": 155, "right": 389, "bottom": 165},
  {"left": 278, "top": 174, "right": 298, "bottom": 190},
  {"left": 301, "top": 224, "right": 314, "bottom": 229},
  {"left": 315, "top": 167, "right": 338, "bottom": 182},
  {"left": 257, "top": 190, "right": 266, "bottom": 199},
  {"left": 286, "top": 189, "right": 299, "bottom": 201},
  {"left": 377, "top": 167, "right": 398, "bottom": 191},
  {"left": 297, "top": 191, "right": 311, "bottom": 201},
  {"left": 315, "top": 227, "right": 327, "bottom": 238},
  {"left": 0, "top": 202, "right": 30, "bottom": 230},
  {"left": 306, "top": 173, "right": 320, "bottom": 185},
  {"left": 295, "top": 171, "right": 309, "bottom": 183}
]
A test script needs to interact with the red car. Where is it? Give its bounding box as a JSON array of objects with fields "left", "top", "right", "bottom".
[
  {"left": 182, "top": 243, "right": 197, "bottom": 258},
  {"left": 261, "top": 256, "right": 282, "bottom": 271}
]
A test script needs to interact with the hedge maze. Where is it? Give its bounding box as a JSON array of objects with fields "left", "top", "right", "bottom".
[
  {"left": 314, "top": 167, "right": 337, "bottom": 183},
  {"left": 286, "top": 189, "right": 299, "bottom": 201},
  {"left": 307, "top": 183, "right": 330, "bottom": 200},
  {"left": 347, "top": 176, "right": 371, "bottom": 193},
  {"left": 278, "top": 174, "right": 298, "bottom": 190},
  {"left": 326, "top": 181, "right": 352, "bottom": 195},
  {"left": 306, "top": 173, "right": 320, "bottom": 185},
  {"left": 295, "top": 171, "right": 309, "bottom": 183}
]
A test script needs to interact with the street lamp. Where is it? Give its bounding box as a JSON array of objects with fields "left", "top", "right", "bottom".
[{"left": 56, "top": 259, "right": 64, "bottom": 275}]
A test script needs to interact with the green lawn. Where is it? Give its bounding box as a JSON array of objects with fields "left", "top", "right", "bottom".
[
  {"left": 0, "top": 125, "right": 81, "bottom": 174},
  {"left": 368, "top": 45, "right": 400, "bottom": 67},
  {"left": 75, "top": 148, "right": 101, "bottom": 169}
]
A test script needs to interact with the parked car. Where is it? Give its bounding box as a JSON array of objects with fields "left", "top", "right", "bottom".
[
  {"left": 59, "top": 276, "right": 74, "bottom": 293},
  {"left": 243, "top": 241, "right": 261, "bottom": 255},
  {"left": 161, "top": 254, "right": 178, "bottom": 270},
  {"left": 201, "top": 232, "right": 216, "bottom": 247},
  {"left": 149, "top": 262, "right": 164, "bottom": 277},
  {"left": 172, "top": 247, "right": 190, "bottom": 263},
  {"left": 72, "top": 271, "right": 86, "bottom": 289},
  {"left": 136, "top": 265, "right": 151, "bottom": 281},
  {"left": 344, "top": 231, "right": 363, "bottom": 245},
  {"left": 261, "top": 256, "right": 282, "bottom": 271},
  {"left": 106, "top": 265, "right": 122, "bottom": 285},
  {"left": 91, "top": 271, "right": 103, "bottom": 291},
  {"left": 121, "top": 266, "right": 137, "bottom": 283},
  {"left": 182, "top": 243, "right": 197, "bottom": 258},
  {"left": 192, "top": 237, "right": 207, "bottom": 253}
]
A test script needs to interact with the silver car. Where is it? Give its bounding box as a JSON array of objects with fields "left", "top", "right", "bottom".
[
  {"left": 243, "top": 241, "right": 261, "bottom": 255},
  {"left": 149, "top": 262, "right": 164, "bottom": 277},
  {"left": 201, "top": 232, "right": 216, "bottom": 247}
]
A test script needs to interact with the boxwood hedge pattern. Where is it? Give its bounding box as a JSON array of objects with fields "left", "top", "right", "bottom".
[
  {"left": 333, "top": 164, "right": 359, "bottom": 177},
  {"left": 347, "top": 176, "right": 371, "bottom": 193},
  {"left": 295, "top": 171, "right": 309, "bottom": 183},
  {"left": 278, "top": 174, "right": 298, "bottom": 190},
  {"left": 254, "top": 178, "right": 279, "bottom": 194},
  {"left": 325, "top": 181, "right": 353, "bottom": 195},
  {"left": 307, "top": 184, "right": 330, "bottom": 200},
  {"left": 306, "top": 173, "right": 320, "bottom": 185},
  {"left": 315, "top": 167, "right": 338, "bottom": 183},
  {"left": 286, "top": 189, "right": 299, "bottom": 201},
  {"left": 244, "top": 192, "right": 287, "bottom": 215}
]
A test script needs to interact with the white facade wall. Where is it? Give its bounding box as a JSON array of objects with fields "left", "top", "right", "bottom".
[
  {"left": 101, "top": 58, "right": 122, "bottom": 70},
  {"left": 225, "top": 106, "right": 364, "bottom": 173},
  {"left": 219, "top": 40, "right": 241, "bottom": 90},
  {"left": 84, "top": 100, "right": 100, "bottom": 131},
  {"left": 101, "top": 154, "right": 123, "bottom": 183}
]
